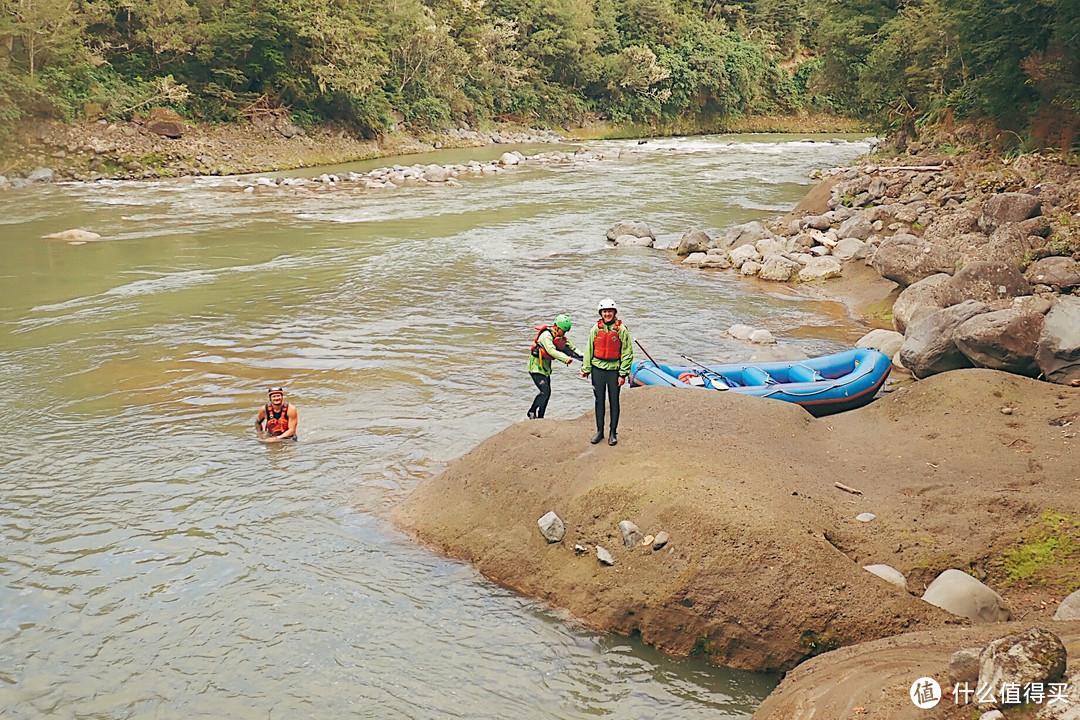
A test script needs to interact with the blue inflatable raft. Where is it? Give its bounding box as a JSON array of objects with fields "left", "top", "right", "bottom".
[{"left": 629, "top": 348, "right": 892, "bottom": 417}]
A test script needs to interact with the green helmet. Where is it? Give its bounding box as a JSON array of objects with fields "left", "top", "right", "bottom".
[{"left": 554, "top": 314, "right": 572, "bottom": 332}]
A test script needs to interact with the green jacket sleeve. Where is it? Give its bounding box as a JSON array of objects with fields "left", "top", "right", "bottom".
[
  {"left": 582, "top": 326, "right": 598, "bottom": 374},
  {"left": 618, "top": 324, "right": 634, "bottom": 376},
  {"left": 539, "top": 330, "right": 573, "bottom": 365}
]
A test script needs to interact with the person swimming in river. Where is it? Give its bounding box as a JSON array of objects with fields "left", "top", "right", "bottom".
[{"left": 255, "top": 387, "right": 298, "bottom": 442}]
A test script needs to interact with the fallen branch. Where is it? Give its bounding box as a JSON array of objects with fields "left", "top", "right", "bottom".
[{"left": 835, "top": 482, "right": 863, "bottom": 495}]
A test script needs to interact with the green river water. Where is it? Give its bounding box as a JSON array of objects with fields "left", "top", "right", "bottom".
[{"left": 0, "top": 134, "right": 873, "bottom": 719}]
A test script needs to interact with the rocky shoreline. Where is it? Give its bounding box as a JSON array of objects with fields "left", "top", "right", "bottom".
[
  {"left": 0, "top": 114, "right": 566, "bottom": 186},
  {"left": 602, "top": 150, "right": 1080, "bottom": 388}
]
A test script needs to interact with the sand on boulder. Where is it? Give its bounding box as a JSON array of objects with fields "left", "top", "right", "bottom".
[{"left": 394, "top": 369, "right": 1080, "bottom": 673}]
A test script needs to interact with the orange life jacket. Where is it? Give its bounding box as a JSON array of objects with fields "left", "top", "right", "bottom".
[
  {"left": 593, "top": 319, "right": 623, "bottom": 360},
  {"left": 530, "top": 324, "right": 567, "bottom": 361},
  {"left": 264, "top": 403, "right": 290, "bottom": 436}
]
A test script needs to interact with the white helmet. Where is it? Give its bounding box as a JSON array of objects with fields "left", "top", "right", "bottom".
[{"left": 597, "top": 298, "right": 617, "bottom": 313}]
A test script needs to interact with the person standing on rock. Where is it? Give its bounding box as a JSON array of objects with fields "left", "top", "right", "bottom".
[
  {"left": 582, "top": 298, "right": 633, "bottom": 445},
  {"left": 255, "top": 387, "right": 298, "bottom": 442},
  {"left": 527, "top": 314, "right": 582, "bottom": 419}
]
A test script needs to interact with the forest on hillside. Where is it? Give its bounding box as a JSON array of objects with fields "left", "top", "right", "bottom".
[{"left": 1, "top": 0, "right": 1077, "bottom": 146}]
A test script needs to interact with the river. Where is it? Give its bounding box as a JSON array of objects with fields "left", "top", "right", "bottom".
[{"left": 0, "top": 133, "right": 873, "bottom": 719}]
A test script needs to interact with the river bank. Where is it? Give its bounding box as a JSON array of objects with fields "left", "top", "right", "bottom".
[{"left": 0, "top": 112, "right": 865, "bottom": 184}]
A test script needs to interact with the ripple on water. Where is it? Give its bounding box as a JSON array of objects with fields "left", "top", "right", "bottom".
[{"left": 0, "top": 134, "right": 881, "bottom": 718}]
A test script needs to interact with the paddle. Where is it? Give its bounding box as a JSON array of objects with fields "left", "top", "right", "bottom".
[
  {"left": 632, "top": 340, "right": 680, "bottom": 387},
  {"left": 678, "top": 353, "right": 733, "bottom": 390}
]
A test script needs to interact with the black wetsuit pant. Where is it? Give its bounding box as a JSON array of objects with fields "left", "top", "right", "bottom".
[
  {"left": 529, "top": 372, "right": 552, "bottom": 418},
  {"left": 590, "top": 367, "right": 621, "bottom": 434}
]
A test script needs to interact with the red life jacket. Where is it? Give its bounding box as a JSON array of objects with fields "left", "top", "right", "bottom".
[
  {"left": 264, "top": 403, "right": 290, "bottom": 436},
  {"left": 530, "top": 324, "right": 567, "bottom": 361},
  {"left": 593, "top": 319, "right": 623, "bottom": 360}
]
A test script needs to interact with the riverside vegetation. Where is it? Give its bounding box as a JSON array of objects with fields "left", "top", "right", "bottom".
[{"left": 1, "top": 0, "right": 1078, "bottom": 167}]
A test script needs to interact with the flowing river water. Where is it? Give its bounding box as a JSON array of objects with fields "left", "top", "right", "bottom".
[{"left": 1, "top": 134, "right": 874, "bottom": 719}]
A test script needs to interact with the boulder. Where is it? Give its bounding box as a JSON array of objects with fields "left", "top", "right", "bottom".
[
  {"left": 423, "top": 164, "right": 449, "bottom": 182},
  {"left": 729, "top": 244, "right": 762, "bottom": 268},
  {"left": 955, "top": 306, "right": 1045, "bottom": 376},
  {"left": 698, "top": 252, "right": 732, "bottom": 269},
  {"left": 721, "top": 221, "right": 777, "bottom": 251},
  {"left": 798, "top": 256, "right": 843, "bottom": 282},
  {"left": 613, "top": 234, "right": 654, "bottom": 248},
  {"left": 27, "top": 167, "right": 54, "bottom": 183},
  {"left": 42, "top": 228, "right": 102, "bottom": 242},
  {"left": 1054, "top": 588, "right": 1080, "bottom": 620},
  {"left": 949, "top": 647, "right": 982, "bottom": 683},
  {"left": 976, "top": 223, "right": 1044, "bottom": 269},
  {"left": 681, "top": 252, "right": 708, "bottom": 267},
  {"left": 741, "top": 260, "right": 763, "bottom": 277},
  {"left": 900, "top": 301, "right": 989, "bottom": 378},
  {"left": 749, "top": 329, "right": 776, "bottom": 344},
  {"left": 606, "top": 221, "right": 654, "bottom": 242},
  {"left": 977, "top": 628, "right": 1066, "bottom": 707},
  {"left": 537, "top": 511, "right": 566, "bottom": 543},
  {"left": 871, "top": 234, "right": 958, "bottom": 287},
  {"left": 1026, "top": 256, "right": 1080, "bottom": 292},
  {"left": 920, "top": 568, "right": 1010, "bottom": 623},
  {"left": 856, "top": 329, "right": 904, "bottom": 360},
  {"left": 146, "top": 118, "right": 184, "bottom": 138},
  {"left": 727, "top": 324, "right": 756, "bottom": 341},
  {"left": 755, "top": 237, "right": 787, "bottom": 258},
  {"left": 832, "top": 238, "right": 867, "bottom": 262},
  {"left": 978, "top": 192, "right": 1041, "bottom": 234},
  {"left": 893, "top": 273, "right": 951, "bottom": 334},
  {"left": 923, "top": 208, "right": 980, "bottom": 248},
  {"left": 939, "top": 260, "right": 1031, "bottom": 307},
  {"left": 837, "top": 215, "right": 874, "bottom": 241},
  {"left": 676, "top": 228, "right": 713, "bottom": 255},
  {"left": 499, "top": 152, "right": 520, "bottom": 166},
  {"left": 759, "top": 255, "right": 802, "bottom": 282},
  {"left": 1037, "top": 670, "right": 1080, "bottom": 719},
  {"left": 862, "top": 564, "right": 907, "bottom": 592},
  {"left": 1036, "top": 296, "right": 1080, "bottom": 385},
  {"left": 619, "top": 520, "right": 643, "bottom": 548}
]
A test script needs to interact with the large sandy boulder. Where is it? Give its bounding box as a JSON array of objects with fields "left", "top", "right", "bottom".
[
  {"left": 940, "top": 260, "right": 1031, "bottom": 306},
  {"left": 893, "top": 273, "right": 951, "bottom": 334},
  {"left": 759, "top": 255, "right": 802, "bottom": 281},
  {"left": 837, "top": 215, "right": 873, "bottom": 241},
  {"left": 675, "top": 228, "right": 713, "bottom": 255},
  {"left": 721, "top": 221, "right": 777, "bottom": 252},
  {"left": 606, "top": 220, "right": 654, "bottom": 242},
  {"left": 872, "top": 234, "right": 958, "bottom": 287},
  {"left": 955, "top": 306, "right": 1045, "bottom": 376},
  {"left": 978, "top": 192, "right": 1041, "bottom": 234},
  {"left": 798, "top": 256, "right": 842, "bottom": 281},
  {"left": 900, "top": 301, "right": 989, "bottom": 378},
  {"left": 857, "top": 329, "right": 904, "bottom": 360},
  {"left": 1036, "top": 296, "right": 1080, "bottom": 385},
  {"left": 921, "top": 569, "right": 1010, "bottom": 623},
  {"left": 1027, "top": 256, "right": 1080, "bottom": 292}
]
